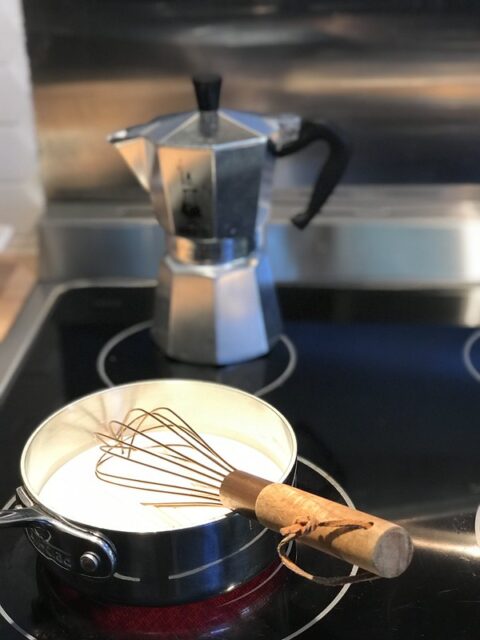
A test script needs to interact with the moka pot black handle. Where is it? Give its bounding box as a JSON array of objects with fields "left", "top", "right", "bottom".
[{"left": 271, "top": 120, "right": 350, "bottom": 230}]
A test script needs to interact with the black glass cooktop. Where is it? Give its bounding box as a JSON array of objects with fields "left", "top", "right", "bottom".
[{"left": 1, "top": 285, "right": 480, "bottom": 639}]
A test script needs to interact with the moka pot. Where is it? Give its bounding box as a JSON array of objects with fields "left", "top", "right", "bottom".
[{"left": 109, "top": 74, "right": 349, "bottom": 365}]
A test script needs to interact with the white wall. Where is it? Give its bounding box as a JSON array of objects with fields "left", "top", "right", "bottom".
[{"left": 0, "top": 0, "right": 44, "bottom": 241}]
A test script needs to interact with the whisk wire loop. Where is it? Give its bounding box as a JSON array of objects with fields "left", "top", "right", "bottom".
[
  {"left": 96, "top": 429, "right": 226, "bottom": 486},
  {"left": 94, "top": 406, "right": 237, "bottom": 507},
  {"left": 142, "top": 407, "right": 235, "bottom": 475},
  {"left": 107, "top": 409, "right": 234, "bottom": 478}
]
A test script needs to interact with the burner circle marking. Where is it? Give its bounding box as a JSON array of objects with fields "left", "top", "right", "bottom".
[
  {"left": 97, "top": 320, "right": 152, "bottom": 388},
  {"left": 96, "top": 321, "right": 297, "bottom": 397},
  {"left": 0, "top": 496, "right": 36, "bottom": 640},
  {"left": 255, "top": 334, "right": 297, "bottom": 397},
  {"left": 463, "top": 328, "right": 480, "bottom": 383},
  {"left": 281, "top": 456, "right": 358, "bottom": 640}
]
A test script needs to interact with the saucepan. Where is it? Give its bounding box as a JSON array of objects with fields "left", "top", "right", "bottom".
[{"left": 0, "top": 380, "right": 412, "bottom": 605}]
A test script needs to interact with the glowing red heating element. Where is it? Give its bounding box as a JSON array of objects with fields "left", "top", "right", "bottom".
[{"left": 49, "top": 563, "right": 286, "bottom": 638}]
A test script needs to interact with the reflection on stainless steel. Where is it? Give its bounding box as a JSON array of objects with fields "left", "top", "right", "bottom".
[
  {"left": 38, "top": 186, "right": 480, "bottom": 288},
  {"left": 404, "top": 525, "right": 480, "bottom": 560},
  {"left": 392, "top": 498, "right": 480, "bottom": 560},
  {"left": 0, "top": 282, "right": 61, "bottom": 400},
  {"left": 412, "top": 536, "right": 480, "bottom": 559},
  {"left": 22, "top": 3, "right": 480, "bottom": 199}
]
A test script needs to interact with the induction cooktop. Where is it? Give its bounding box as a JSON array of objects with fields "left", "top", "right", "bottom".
[{"left": 1, "top": 285, "right": 480, "bottom": 639}]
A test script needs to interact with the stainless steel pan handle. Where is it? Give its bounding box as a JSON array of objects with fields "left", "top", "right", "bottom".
[
  {"left": 0, "top": 506, "right": 47, "bottom": 527},
  {"left": 0, "top": 487, "right": 116, "bottom": 579}
]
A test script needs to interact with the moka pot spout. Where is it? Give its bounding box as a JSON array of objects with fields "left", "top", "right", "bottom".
[{"left": 108, "top": 127, "right": 155, "bottom": 193}]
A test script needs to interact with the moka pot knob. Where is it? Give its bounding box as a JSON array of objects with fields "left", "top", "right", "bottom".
[{"left": 192, "top": 74, "right": 222, "bottom": 111}]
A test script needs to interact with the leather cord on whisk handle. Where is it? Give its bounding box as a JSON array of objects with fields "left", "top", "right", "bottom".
[
  {"left": 270, "top": 120, "right": 350, "bottom": 230},
  {"left": 220, "top": 470, "right": 413, "bottom": 580}
]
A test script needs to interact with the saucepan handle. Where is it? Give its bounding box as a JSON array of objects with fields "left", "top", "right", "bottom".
[
  {"left": 220, "top": 471, "right": 413, "bottom": 579},
  {"left": 0, "top": 487, "right": 116, "bottom": 579},
  {"left": 0, "top": 506, "right": 49, "bottom": 527}
]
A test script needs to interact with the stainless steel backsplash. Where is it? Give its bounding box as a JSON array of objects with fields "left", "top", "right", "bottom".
[{"left": 22, "top": 1, "right": 480, "bottom": 201}]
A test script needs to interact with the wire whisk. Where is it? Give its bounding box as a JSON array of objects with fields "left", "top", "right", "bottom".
[
  {"left": 95, "top": 407, "right": 236, "bottom": 507},
  {"left": 93, "top": 405, "right": 413, "bottom": 584}
]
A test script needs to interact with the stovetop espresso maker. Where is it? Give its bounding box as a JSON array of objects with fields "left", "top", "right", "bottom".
[{"left": 109, "top": 74, "right": 349, "bottom": 364}]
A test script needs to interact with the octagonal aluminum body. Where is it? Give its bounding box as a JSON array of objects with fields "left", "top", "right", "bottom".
[
  {"left": 152, "top": 253, "right": 282, "bottom": 365},
  {"left": 111, "top": 109, "right": 281, "bottom": 250}
]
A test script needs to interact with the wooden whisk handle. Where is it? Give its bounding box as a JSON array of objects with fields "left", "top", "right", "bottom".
[{"left": 220, "top": 470, "right": 413, "bottom": 579}]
